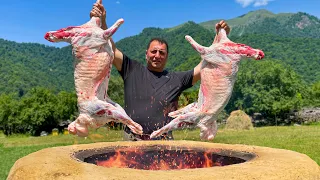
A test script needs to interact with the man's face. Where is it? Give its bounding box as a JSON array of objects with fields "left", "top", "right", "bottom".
[{"left": 146, "top": 40, "right": 168, "bottom": 72}]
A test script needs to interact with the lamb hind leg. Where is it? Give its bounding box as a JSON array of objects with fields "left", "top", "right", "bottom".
[
  {"left": 71, "top": 100, "right": 143, "bottom": 136},
  {"left": 91, "top": 101, "right": 143, "bottom": 135},
  {"left": 168, "top": 102, "right": 197, "bottom": 118},
  {"left": 110, "top": 103, "right": 143, "bottom": 135},
  {"left": 198, "top": 116, "right": 218, "bottom": 140},
  {"left": 150, "top": 111, "right": 203, "bottom": 139},
  {"left": 68, "top": 114, "right": 93, "bottom": 137}
]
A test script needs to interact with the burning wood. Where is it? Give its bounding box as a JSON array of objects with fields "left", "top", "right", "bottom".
[{"left": 83, "top": 146, "right": 247, "bottom": 170}]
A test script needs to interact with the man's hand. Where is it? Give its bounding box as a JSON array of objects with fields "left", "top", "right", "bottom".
[
  {"left": 215, "top": 20, "right": 230, "bottom": 35},
  {"left": 90, "top": 0, "right": 107, "bottom": 30},
  {"left": 193, "top": 20, "right": 230, "bottom": 85},
  {"left": 89, "top": 0, "right": 124, "bottom": 71}
]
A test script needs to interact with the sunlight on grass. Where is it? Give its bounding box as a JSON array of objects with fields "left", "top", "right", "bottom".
[
  {"left": 2, "top": 128, "right": 124, "bottom": 148},
  {"left": 0, "top": 131, "right": 4, "bottom": 138},
  {"left": 175, "top": 125, "right": 320, "bottom": 165}
]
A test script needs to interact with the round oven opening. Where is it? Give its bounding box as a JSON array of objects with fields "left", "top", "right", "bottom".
[{"left": 75, "top": 145, "right": 255, "bottom": 170}]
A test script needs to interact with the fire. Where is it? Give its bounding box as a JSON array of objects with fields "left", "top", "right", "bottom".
[
  {"left": 96, "top": 150, "right": 138, "bottom": 168},
  {"left": 89, "top": 146, "right": 229, "bottom": 170}
]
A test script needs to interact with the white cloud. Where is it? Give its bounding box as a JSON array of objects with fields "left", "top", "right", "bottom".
[
  {"left": 116, "top": 1, "right": 120, "bottom": 4},
  {"left": 253, "top": 0, "right": 272, "bottom": 7},
  {"left": 235, "top": 0, "right": 273, "bottom": 7}
]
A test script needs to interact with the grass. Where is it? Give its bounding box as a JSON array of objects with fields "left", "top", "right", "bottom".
[{"left": 1, "top": 124, "right": 319, "bottom": 179}]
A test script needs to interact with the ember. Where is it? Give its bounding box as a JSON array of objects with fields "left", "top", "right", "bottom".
[{"left": 80, "top": 145, "right": 251, "bottom": 170}]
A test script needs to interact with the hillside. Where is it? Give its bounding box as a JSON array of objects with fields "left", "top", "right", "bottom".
[
  {"left": 200, "top": 9, "right": 320, "bottom": 38},
  {"left": 0, "top": 9, "right": 319, "bottom": 96},
  {"left": 0, "top": 39, "right": 74, "bottom": 95}
]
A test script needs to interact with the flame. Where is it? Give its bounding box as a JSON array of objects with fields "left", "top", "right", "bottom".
[
  {"left": 203, "top": 152, "right": 213, "bottom": 167},
  {"left": 89, "top": 147, "right": 234, "bottom": 170},
  {"left": 96, "top": 150, "right": 138, "bottom": 168}
]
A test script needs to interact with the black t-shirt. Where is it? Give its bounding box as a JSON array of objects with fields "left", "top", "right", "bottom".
[{"left": 119, "top": 54, "right": 194, "bottom": 134}]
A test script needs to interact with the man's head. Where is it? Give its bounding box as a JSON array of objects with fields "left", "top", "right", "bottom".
[{"left": 145, "top": 38, "right": 169, "bottom": 72}]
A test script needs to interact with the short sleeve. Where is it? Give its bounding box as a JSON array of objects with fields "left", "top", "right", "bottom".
[
  {"left": 118, "top": 54, "right": 139, "bottom": 80},
  {"left": 176, "top": 69, "right": 194, "bottom": 91}
]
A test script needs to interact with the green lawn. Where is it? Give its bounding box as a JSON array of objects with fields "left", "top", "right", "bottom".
[{"left": 1, "top": 124, "right": 319, "bottom": 179}]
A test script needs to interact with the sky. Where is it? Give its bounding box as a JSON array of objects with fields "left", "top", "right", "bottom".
[{"left": 1, "top": 0, "right": 320, "bottom": 48}]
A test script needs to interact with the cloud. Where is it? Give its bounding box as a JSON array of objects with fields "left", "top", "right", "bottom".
[
  {"left": 253, "top": 0, "right": 272, "bottom": 7},
  {"left": 235, "top": 0, "right": 273, "bottom": 7},
  {"left": 116, "top": 1, "right": 120, "bottom": 4}
]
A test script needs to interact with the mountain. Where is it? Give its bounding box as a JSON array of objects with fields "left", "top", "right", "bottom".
[
  {"left": 0, "top": 39, "right": 74, "bottom": 95},
  {"left": 0, "top": 9, "right": 320, "bottom": 96},
  {"left": 117, "top": 14, "right": 320, "bottom": 83},
  {"left": 199, "top": 9, "right": 320, "bottom": 38}
]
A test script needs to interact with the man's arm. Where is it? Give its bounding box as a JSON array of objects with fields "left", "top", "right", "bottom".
[
  {"left": 192, "top": 20, "right": 230, "bottom": 85},
  {"left": 192, "top": 61, "right": 202, "bottom": 85},
  {"left": 90, "top": 1, "right": 124, "bottom": 72}
]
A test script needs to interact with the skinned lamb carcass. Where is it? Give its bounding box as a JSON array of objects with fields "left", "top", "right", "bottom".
[
  {"left": 44, "top": 2, "right": 142, "bottom": 137},
  {"left": 150, "top": 28, "right": 264, "bottom": 140}
]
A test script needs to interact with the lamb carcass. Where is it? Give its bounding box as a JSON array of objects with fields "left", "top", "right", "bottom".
[
  {"left": 150, "top": 28, "right": 264, "bottom": 140},
  {"left": 44, "top": 8, "right": 142, "bottom": 137}
]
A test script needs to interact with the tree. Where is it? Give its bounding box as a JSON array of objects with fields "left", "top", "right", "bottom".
[
  {"left": 309, "top": 81, "right": 320, "bottom": 106},
  {"left": 226, "top": 59, "right": 308, "bottom": 124},
  {"left": 0, "top": 93, "right": 20, "bottom": 135},
  {"left": 19, "top": 87, "right": 58, "bottom": 135},
  {"left": 108, "top": 76, "right": 125, "bottom": 106},
  {"left": 54, "top": 91, "right": 78, "bottom": 122}
]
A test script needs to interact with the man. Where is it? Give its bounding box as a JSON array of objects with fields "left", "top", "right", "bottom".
[{"left": 90, "top": 2, "right": 230, "bottom": 141}]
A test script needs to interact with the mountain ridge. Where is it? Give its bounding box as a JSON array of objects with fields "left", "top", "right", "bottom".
[{"left": 199, "top": 9, "right": 320, "bottom": 38}]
